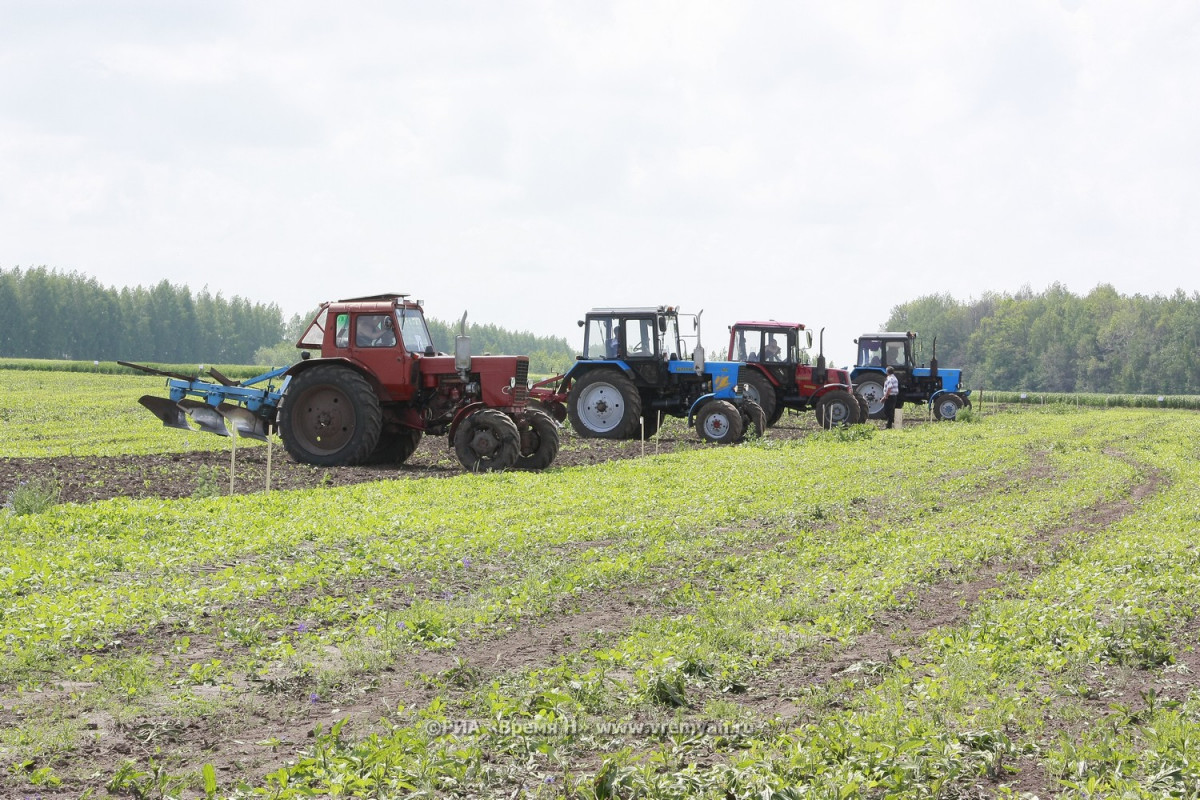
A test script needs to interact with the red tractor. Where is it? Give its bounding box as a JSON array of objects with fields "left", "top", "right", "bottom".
[
  {"left": 727, "top": 321, "right": 865, "bottom": 428},
  {"left": 130, "top": 294, "right": 559, "bottom": 472}
]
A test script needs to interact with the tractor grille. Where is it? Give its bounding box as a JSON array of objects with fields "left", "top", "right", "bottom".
[{"left": 513, "top": 359, "right": 529, "bottom": 405}]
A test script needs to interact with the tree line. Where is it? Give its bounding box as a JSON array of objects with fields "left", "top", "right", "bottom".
[
  {"left": 0, "top": 268, "right": 575, "bottom": 373},
  {"left": 0, "top": 267, "right": 283, "bottom": 364},
  {"left": 885, "top": 283, "right": 1200, "bottom": 394}
]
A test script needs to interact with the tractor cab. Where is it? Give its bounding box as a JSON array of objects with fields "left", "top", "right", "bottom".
[
  {"left": 730, "top": 323, "right": 811, "bottom": 364},
  {"left": 577, "top": 306, "right": 702, "bottom": 389},
  {"left": 580, "top": 306, "right": 691, "bottom": 363},
  {"left": 296, "top": 293, "right": 436, "bottom": 403},
  {"left": 856, "top": 333, "right": 915, "bottom": 376}
]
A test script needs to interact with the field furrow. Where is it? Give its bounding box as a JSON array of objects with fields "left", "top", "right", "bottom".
[{"left": 2, "top": 405, "right": 1198, "bottom": 799}]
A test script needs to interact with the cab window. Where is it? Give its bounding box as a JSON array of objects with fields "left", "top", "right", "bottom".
[
  {"left": 622, "top": 318, "right": 657, "bottom": 359},
  {"left": 355, "top": 314, "right": 397, "bottom": 348},
  {"left": 585, "top": 317, "right": 618, "bottom": 358},
  {"left": 859, "top": 339, "right": 882, "bottom": 367},
  {"left": 334, "top": 314, "right": 350, "bottom": 348}
]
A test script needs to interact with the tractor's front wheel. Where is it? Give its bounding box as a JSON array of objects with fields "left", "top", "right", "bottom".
[
  {"left": 814, "top": 389, "right": 860, "bottom": 429},
  {"left": 854, "top": 375, "right": 887, "bottom": 419},
  {"left": 279, "top": 365, "right": 383, "bottom": 466},
  {"left": 516, "top": 409, "right": 560, "bottom": 470},
  {"left": 567, "top": 369, "right": 643, "bottom": 439},
  {"left": 933, "top": 393, "right": 965, "bottom": 421},
  {"left": 738, "top": 369, "right": 779, "bottom": 427},
  {"left": 695, "top": 400, "right": 745, "bottom": 444},
  {"left": 454, "top": 409, "right": 520, "bottom": 471}
]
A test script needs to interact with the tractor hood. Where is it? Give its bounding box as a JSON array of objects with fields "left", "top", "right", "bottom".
[{"left": 418, "top": 354, "right": 530, "bottom": 409}]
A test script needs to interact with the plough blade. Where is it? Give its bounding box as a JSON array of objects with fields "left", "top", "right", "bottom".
[
  {"left": 138, "top": 395, "right": 193, "bottom": 432},
  {"left": 177, "top": 399, "right": 230, "bottom": 437},
  {"left": 218, "top": 403, "right": 268, "bottom": 441}
]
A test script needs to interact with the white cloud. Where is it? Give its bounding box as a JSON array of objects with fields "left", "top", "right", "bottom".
[{"left": 1, "top": 0, "right": 1198, "bottom": 365}]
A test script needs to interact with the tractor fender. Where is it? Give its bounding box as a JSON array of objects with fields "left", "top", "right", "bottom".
[
  {"left": 561, "top": 360, "right": 634, "bottom": 383},
  {"left": 687, "top": 392, "right": 744, "bottom": 425},
  {"left": 928, "top": 389, "right": 973, "bottom": 410},
  {"left": 446, "top": 402, "right": 491, "bottom": 444},
  {"left": 927, "top": 389, "right": 973, "bottom": 409},
  {"left": 282, "top": 356, "right": 405, "bottom": 408},
  {"left": 815, "top": 382, "right": 852, "bottom": 396}
]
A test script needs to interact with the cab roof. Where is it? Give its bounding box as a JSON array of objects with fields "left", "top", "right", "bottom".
[
  {"left": 585, "top": 306, "right": 678, "bottom": 317},
  {"left": 859, "top": 331, "right": 916, "bottom": 339},
  {"left": 732, "top": 320, "right": 805, "bottom": 330}
]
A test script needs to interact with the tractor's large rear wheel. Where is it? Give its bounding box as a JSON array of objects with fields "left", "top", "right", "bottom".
[
  {"left": 855, "top": 393, "right": 870, "bottom": 425},
  {"left": 738, "top": 369, "right": 779, "bottom": 427},
  {"left": 454, "top": 409, "right": 521, "bottom": 471},
  {"left": 279, "top": 365, "right": 383, "bottom": 466},
  {"left": 516, "top": 409, "right": 560, "bottom": 470},
  {"left": 368, "top": 428, "right": 423, "bottom": 465},
  {"left": 854, "top": 374, "right": 887, "bottom": 419},
  {"left": 567, "top": 369, "right": 643, "bottom": 439},
  {"left": 933, "top": 393, "right": 965, "bottom": 421},
  {"left": 695, "top": 400, "right": 744, "bottom": 444},
  {"left": 813, "top": 389, "right": 859, "bottom": 429}
]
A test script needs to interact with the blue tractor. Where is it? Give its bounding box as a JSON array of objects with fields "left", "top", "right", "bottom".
[
  {"left": 531, "top": 306, "right": 765, "bottom": 444},
  {"left": 851, "top": 331, "right": 971, "bottom": 421}
]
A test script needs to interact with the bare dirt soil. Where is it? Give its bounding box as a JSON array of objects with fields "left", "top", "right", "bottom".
[{"left": 0, "top": 412, "right": 863, "bottom": 505}]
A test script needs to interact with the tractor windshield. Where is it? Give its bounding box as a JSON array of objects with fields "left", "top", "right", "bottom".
[
  {"left": 395, "top": 307, "right": 433, "bottom": 353},
  {"left": 735, "top": 328, "right": 795, "bottom": 363},
  {"left": 584, "top": 317, "right": 618, "bottom": 359},
  {"left": 659, "top": 314, "right": 681, "bottom": 360},
  {"left": 858, "top": 339, "right": 883, "bottom": 368}
]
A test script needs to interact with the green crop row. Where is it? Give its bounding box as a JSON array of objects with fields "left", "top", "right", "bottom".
[
  {"left": 982, "top": 389, "right": 1200, "bottom": 410},
  {"left": 3, "top": 405, "right": 1196, "bottom": 797}
]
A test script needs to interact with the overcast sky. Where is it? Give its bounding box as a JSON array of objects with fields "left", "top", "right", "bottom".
[{"left": 3, "top": 1, "right": 1197, "bottom": 365}]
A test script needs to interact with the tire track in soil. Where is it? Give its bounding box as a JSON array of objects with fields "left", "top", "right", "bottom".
[
  {"left": 47, "top": 585, "right": 680, "bottom": 793},
  {"left": 724, "top": 452, "right": 1165, "bottom": 798},
  {"left": 0, "top": 419, "right": 829, "bottom": 505}
]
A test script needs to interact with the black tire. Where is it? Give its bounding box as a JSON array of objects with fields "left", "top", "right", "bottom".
[
  {"left": 767, "top": 402, "right": 786, "bottom": 426},
  {"left": 516, "top": 409, "right": 560, "bottom": 470},
  {"left": 279, "top": 365, "right": 382, "bottom": 466},
  {"left": 367, "top": 428, "right": 422, "bottom": 465},
  {"left": 528, "top": 399, "right": 567, "bottom": 424},
  {"left": 640, "top": 409, "right": 661, "bottom": 439},
  {"left": 854, "top": 374, "right": 887, "bottom": 419},
  {"left": 855, "top": 394, "right": 870, "bottom": 425},
  {"left": 695, "top": 400, "right": 744, "bottom": 444},
  {"left": 813, "top": 389, "right": 859, "bottom": 429},
  {"left": 738, "top": 369, "right": 779, "bottom": 427},
  {"left": 739, "top": 401, "right": 767, "bottom": 442},
  {"left": 453, "top": 409, "right": 520, "bottom": 471},
  {"left": 933, "top": 393, "right": 965, "bottom": 421},
  {"left": 566, "top": 369, "right": 643, "bottom": 439}
]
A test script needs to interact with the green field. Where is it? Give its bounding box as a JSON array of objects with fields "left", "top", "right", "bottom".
[
  {"left": 0, "top": 370, "right": 266, "bottom": 459},
  {"left": 1, "top": 398, "right": 1199, "bottom": 798}
]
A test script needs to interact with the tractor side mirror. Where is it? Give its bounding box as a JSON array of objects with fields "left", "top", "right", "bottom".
[
  {"left": 658, "top": 317, "right": 667, "bottom": 333},
  {"left": 806, "top": 331, "right": 813, "bottom": 348}
]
